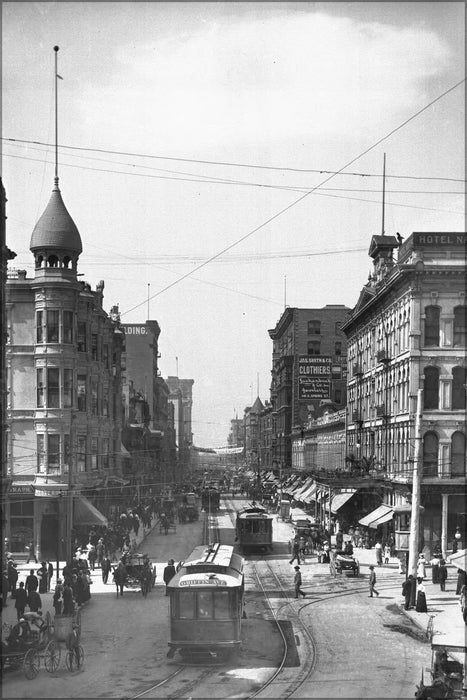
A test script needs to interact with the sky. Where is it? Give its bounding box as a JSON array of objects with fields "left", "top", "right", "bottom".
[{"left": 2, "top": 1, "right": 465, "bottom": 448}]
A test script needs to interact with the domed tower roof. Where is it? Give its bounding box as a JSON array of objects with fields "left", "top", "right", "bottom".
[{"left": 30, "top": 178, "right": 82, "bottom": 255}]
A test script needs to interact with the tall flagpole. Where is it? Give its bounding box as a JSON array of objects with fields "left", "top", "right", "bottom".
[
  {"left": 54, "top": 46, "right": 59, "bottom": 185},
  {"left": 381, "top": 152, "right": 386, "bottom": 236}
]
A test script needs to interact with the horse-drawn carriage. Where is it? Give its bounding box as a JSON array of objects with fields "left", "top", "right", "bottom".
[
  {"left": 334, "top": 552, "right": 360, "bottom": 576},
  {"left": 2, "top": 608, "right": 83, "bottom": 678},
  {"left": 415, "top": 640, "right": 466, "bottom": 699},
  {"left": 121, "top": 553, "right": 154, "bottom": 596}
]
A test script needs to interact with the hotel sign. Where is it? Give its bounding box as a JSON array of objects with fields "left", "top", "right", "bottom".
[
  {"left": 413, "top": 233, "right": 466, "bottom": 246},
  {"left": 298, "top": 356, "right": 331, "bottom": 400}
]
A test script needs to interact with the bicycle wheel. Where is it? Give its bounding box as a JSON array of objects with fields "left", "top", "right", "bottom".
[
  {"left": 44, "top": 640, "right": 61, "bottom": 673},
  {"left": 66, "top": 645, "right": 84, "bottom": 672},
  {"left": 75, "top": 608, "right": 82, "bottom": 635}
]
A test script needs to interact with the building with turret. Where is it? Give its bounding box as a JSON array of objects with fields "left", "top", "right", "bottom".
[{"left": 5, "top": 176, "right": 124, "bottom": 560}]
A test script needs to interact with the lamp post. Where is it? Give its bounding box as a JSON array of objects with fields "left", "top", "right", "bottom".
[{"left": 407, "top": 388, "right": 423, "bottom": 605}]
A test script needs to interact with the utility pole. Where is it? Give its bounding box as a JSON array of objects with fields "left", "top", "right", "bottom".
[{"left": 408, "top": 388, "right": 423, "bottom": 604}]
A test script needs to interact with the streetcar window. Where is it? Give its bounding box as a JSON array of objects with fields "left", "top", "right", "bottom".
[
  {"left": 198, "top": 592, "right": 213, "bottom": 618},
  {"left": 213, "top": 591, "right": 230, "bottom": 619},
  {"left": 179, "top": 591, "right": 196, "bottom": 619}
]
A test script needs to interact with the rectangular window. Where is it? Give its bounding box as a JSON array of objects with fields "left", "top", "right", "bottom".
[
  {"left": 64, "top": 434, "right": 70, "bottom": 468},
  {"left": 46, "top": 310, "right": 60, "bottom": 343},
  {"left": 178, "top": 591, "right": 196, "bottom": 619},
  {"left": 36, "top": 310, "right": 44, "bottom": 343},
  {"left": 101, "top": 438, "right": 109, "bottom": 469},
  {"left": 213, "top": 591, "right": 230, "bottom": 619},
  {"left": 63, "top": 369, "right": 73, "bottom": 408},
  {"left": 63, "top": 310, "right": 73, "bottom": 344},
  {"left": 102, "top": 386, "right": 109, "bottom": 417},
  {"left": 103, "top": 343, "right": 109, "bottom": 369},
  {"left": 77, "top": 436, "right": 87, "bottom": 472},
  {"left": 37, "top": 434, "right": 45, "bottom": 471},
  {"left": 77, "top": 375, "right": 87, "bottom": 412},
  {"left": 91, "top": 437, "right": 98, "bottom": 470},
  {"left": 47, "top": 368, "right": 60, "bottom": 408},
  {"left": 307, "top": 320, "right": 321, "bottom": 335},
  {"left": 334, "top": 389, "right": 342, "bottom": 403},
  {"left": 91, "top": 334, "right": 98, "bottom": 360},
  {"left": 77, "top": 322, "right": 87, "bottom": 352},
  {"left": 335, "top": 321, "right": 341, "bottom": 334},
  {"left": 37, "top": 368, "right": 45, "bottom": 407},
  {"left": 197, "top": 591, "right": 213, "bottom": 619},
  {"left": 307, "top": 340, "right": 321, "bottom": 355},
  {"left": 335, "top": 341, "right": 342, "bottom": 356},
  {"left": 48, "top": 434, "right": 60, "bottom": 470},
  {"left": 91, "top": 386, "right": 98, "bottom": 415}
]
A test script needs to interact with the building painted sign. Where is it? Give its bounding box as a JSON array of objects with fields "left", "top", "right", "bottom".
[
  {"left": 121, "top": 325, "right": 147, "bottom": 335},
  {"left": 298, "top": 356, "right": 331, "bottom": 400}
]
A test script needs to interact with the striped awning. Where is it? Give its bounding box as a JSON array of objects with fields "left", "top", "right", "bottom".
[
  {"left": 300, "top": 483, "right": 318, "bottom": 503},
  {"left": 331, "top": 490, "right": 356, "bottom": 513},
  {"left": 358, "top": 503, "right": 393, "bottom": 529}
]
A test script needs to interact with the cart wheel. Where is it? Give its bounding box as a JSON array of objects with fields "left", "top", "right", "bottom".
[
  {"left": 66, "top": 644, "right": 84, "bottom": 672},
  {"left": 23, "top": 648, "right": 40, "bottom": 679},
  {"left": 44, "top": 639, "right": 61, "bottom": 673}
]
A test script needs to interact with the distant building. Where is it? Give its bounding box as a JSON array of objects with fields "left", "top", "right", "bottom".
[
  {"left": 5, "top": 176, "right": 124, "bottom": 560},
  {"left": 166, "top": 376, "right": 194, "bottom": 484},
  {"left": 268, "top": 305, "right": 350, "bottom": 474}
]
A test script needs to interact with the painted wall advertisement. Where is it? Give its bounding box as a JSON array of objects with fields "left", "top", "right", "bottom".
[{"left": 298, "top": 355, "right": 332, "bottom": 400}]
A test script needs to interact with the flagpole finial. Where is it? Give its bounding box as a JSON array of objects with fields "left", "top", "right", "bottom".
[{"left": 54, "top": 45, "right": 59, "bottom": 52}]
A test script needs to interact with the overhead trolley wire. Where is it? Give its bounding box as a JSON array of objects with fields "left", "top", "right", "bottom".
[{"left": 121, "top": 76, "right": 466, "bottom": 317}]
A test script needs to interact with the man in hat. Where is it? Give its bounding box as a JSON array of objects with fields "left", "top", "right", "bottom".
[
  {"left": 163, "top": 559, "right": 176, "bottom": 596},
  {"left": 294, "top": 566, "right": 306, "bottom": 598}
]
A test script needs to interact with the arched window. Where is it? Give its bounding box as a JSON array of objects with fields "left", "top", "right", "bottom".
[
  {"left": 424, "top": 306, "right": 440, "bottom": 347},
  {"left": 453, "top": 306, "right": 466, "bottom": 347},
  {"left": 423, "top": 431, "right": 438, "bottom": 476},
  {"left": 47, "top": 254, "right": 59, "bottom": 268},
  {"left": 424, "top": 366, "right": 439, "bottom": 409},
  {"left": 451, "top": 431, "right": 466, "bottom": 476},
  {"left": 63, "top": 256, "right": 71, "bottom": 269},
  {"left": 452, "top": 366, "right": 467, "bottom": 410}
]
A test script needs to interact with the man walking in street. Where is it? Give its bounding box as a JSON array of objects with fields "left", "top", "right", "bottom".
[
  {"left": 25, "top": 569, "right": 39, "bottom": 595},
  {"left": 438, "top": 560, "right": 448, "bottom": 592},
  {"left": 368, "top": 565, "right": 379, "bottom": 597},
  {"left": 289, "top": 537, "right": 301, "bottom": 566},
  {"left": 14, "top": 581, "right": 28, "bottom": 621},
  {"left": 163, "top": 559, "right": 176, "bottom": 596},
  {"left": 294, "top": 566, "right": 306, "bottom": 598},
  {"left": 102, "top": 555, "right": 111, "bottom": 584}
]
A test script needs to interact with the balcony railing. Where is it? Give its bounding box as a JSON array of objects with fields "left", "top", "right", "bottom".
[{"left": 376, "top": 349, "right": 390, "bottom": 363}]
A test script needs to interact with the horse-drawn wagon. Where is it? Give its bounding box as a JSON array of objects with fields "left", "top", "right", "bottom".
[{"left": 120, "top": 553, "right": 154, "bottom": 596}]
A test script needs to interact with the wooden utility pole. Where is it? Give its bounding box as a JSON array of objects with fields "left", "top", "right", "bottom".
[{"left": 408, "top": 388, "right": 423, "bottom": 605}]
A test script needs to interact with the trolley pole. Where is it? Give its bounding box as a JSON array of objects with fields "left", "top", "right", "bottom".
[{"left": 408, "top": 388, "right": 423, "bottom": 606}]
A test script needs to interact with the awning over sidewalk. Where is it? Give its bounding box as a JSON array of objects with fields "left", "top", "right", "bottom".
[
  {"left": 448, "top": 548, "right": 467, "bottom": 570},
  {"left": 358, "top": 503, "right": 393, "bottom": 528},
  {"left": 74, "top": 496, "right": 108, "bottom": 527},
  {"left": 331, "top": 490, "right": 356, "bottom": 513},
  {"left": 300, "top": 483, "right": 318, "bottom": 503}
]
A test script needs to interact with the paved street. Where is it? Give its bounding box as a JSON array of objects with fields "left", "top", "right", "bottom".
[{"left": 2, "top": 500, "right": 462, "bottom": 698}]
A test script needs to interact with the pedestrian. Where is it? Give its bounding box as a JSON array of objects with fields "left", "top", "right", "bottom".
[
  {"left": 96, "top": 539, "right": 105, "bottom": 568},
  {"left": 383, "top": 544, "right": 391, "bottom": 564},
  {"left": 402, "top": 575, "right": 414, "bottom": 610},
  {"left": 37, "top": 562, "right": 48, "bottom": 594},
  {"left": 47, "top": 561, "right": 54, "bottom": 591},
  {"left": 163, "top": 559, "right": 176, "bottom": 596},
  {"left": 289, "top": 538, "right": 301, "bottom": 565},
  {"left": 368, "top": 565, "right": 379, "bottom": 597},
  {"left": 25, "top": 569, "right": 39, "bottom": 595},
  {"left": 415, "top": 577, "right": 427, "bottom": 612},
  {"left": 456, "top": 568, "right": 466, "bottom": 595},
  {"left": 87, "top": 544, "right": 97, "bottom": 571},
  {"left": 375, "top": 541, "right": 383, "bottom": 566},
  {"left": 294, "top": 566, "right": 306, "bottom": 598},
  {"left": 62, "top": 582, "right": 75, "bottom": 615},
  {"left": 2, "top": 570, "right": 9, "bottom": 607},
  {"left": 113, "top": 560, "right": 127, "bottom": 597},
  {"left": 102, "top": 555, "right": 111, "bottom": 584},
  {"left": 335, "top": 530, "right": 344, "bottom": 551},
  {"left": 28, "top": 589, "right": 42, "bottom": 612},
  {"left": 26, "top": 541, "right": 38, "bottom": 564},
  {"left": 7, "top": 559, "right": 18, "bottom": 596},
  {"left": 53, "top": 579, "right": 63, "bottom": 615},
  {"left": 322, "top": 541, "right": 330, "bottom": 564},
  {"left": 417, "top": 553, "right": 426, "bottom": 581},
  {"left": 14, "top": 581, "right": 28, "bottom": 621},
  {"left": 438, "top": 559, "right": 448, "bottom": 592},
  {"left": 431, "top": 551, "right": 441, "bottom": 583}
]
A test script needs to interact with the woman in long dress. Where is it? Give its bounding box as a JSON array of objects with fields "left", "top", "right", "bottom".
[{"left": 415, "top": 577, "right": 428, "bottom": 612}]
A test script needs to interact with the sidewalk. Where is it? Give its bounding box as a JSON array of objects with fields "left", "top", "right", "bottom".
[{"left": 2, "top": 517, "right": 158, "bottom": 631}]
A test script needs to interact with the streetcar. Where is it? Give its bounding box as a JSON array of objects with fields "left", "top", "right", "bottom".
[
  {"left": 167, "top": 543, "right": 244, "bottom": 661},
  {"left": 235, "top": 503, "right": 273, "bottom": 553},
  {"left": 201, "top": 486, "right": 220, "bottom": 512}
]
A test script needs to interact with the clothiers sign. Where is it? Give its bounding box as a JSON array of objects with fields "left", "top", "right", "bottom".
[{"left": 298, "top": 356, "right": 331, "bottom": 400}]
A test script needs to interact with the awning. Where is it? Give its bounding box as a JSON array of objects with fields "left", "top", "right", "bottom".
[
  {"left": 74, "top": 496, "right": 108, "bottom": 527},
  {"left": 293, "top": 481, "right": 312, "bottom": 500},
  {"left": 358, "top": 503, "right": 393, "bottom": 529},
  {"left": 300, "top": 483, "right": 318, "bottom": 503},
  {"left": 448, "top": 549, "right": 467, "bottom": 571},
  {"left": 331, "top": 490, "right": 356, "bottom": 513}
]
